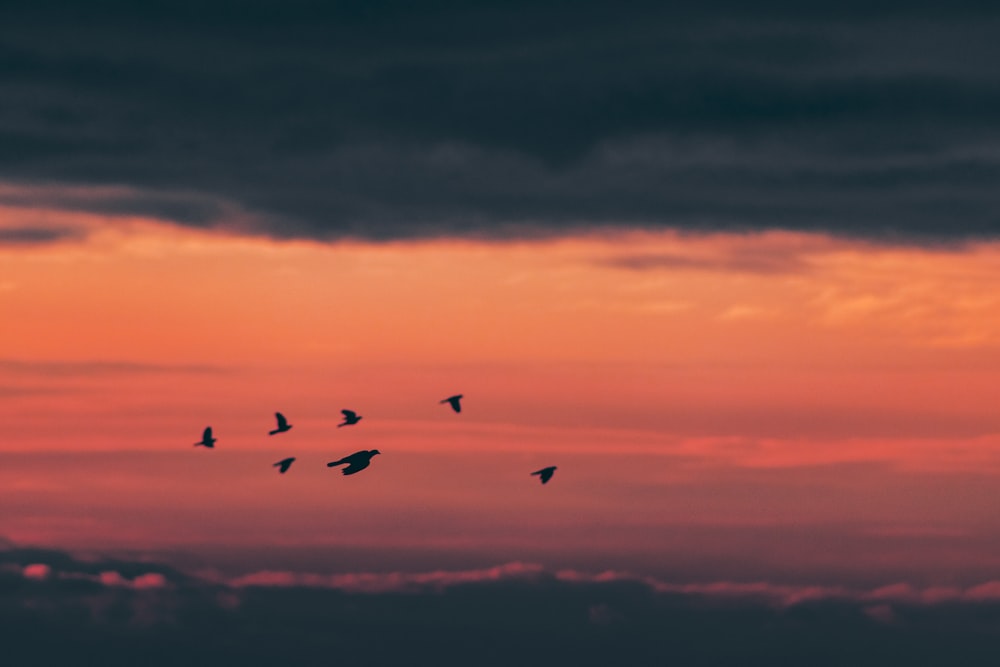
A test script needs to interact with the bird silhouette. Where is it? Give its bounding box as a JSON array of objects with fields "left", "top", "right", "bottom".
[
  {"left": 194, "top": 426, "right": 216, "bottom": 448},
  {"left": 327, "top": 449, "right": 380, "bottom": 475},
  {"left": 440, "top": 394, "right": 463, "bottom": 413},
  {"left": 269, "top": 412, "right": 293, "bottom": 435},
  {"left": 273, "top": 457, "right": 296, "bottom": 473},
  {"left": 531, "top": 466, "right": 557, "bottom": 484},
  {"left": 338, "top": 409, "right": 363, "bottom": 427}
]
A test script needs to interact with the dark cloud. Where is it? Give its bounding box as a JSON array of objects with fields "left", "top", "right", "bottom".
[
  {"left": 2, "top": 2, "right": 1000, "bottom": 242},
  {"left": 0, "top": 184, "right": 229, "bottom": 225},
  {"left": 0, "top": 226, "right": 83, "bottom": 245},
  {"left": 4, "top": 541, "right": 1000, "bottom": 666}
]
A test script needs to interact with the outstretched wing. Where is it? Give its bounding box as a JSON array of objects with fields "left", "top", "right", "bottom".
[
  {"left": 274, "top": 457, "right": 295, "bottom": 473},
  {"left": 203, "top": 427, "right": 213, "bottom": 440},
  {"left": 275, "top": 412, "right": 288, "bottom": 429},
  {"left": 341, "top": 460, "right": 371, "bottom": 475},
  {"left": 532, "top": 466, "right": 556, "bottom": 483},
  {"left": 441, "top": 395, "right": 463, "bottom": 413},
  {"left": 341, "top": 409, "right": 357, "bottom": 420}
]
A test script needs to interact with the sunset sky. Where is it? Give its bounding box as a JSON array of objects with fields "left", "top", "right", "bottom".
[{"left": 3, "top": 1, "right": 1000, "bottom": 663}]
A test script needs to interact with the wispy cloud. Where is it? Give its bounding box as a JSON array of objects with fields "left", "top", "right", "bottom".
[
  {"left": 230, "top": 562, "right": 546, "bottom": 593},
  {"left": 11, "top": 541, "right": 1000, "bottom": 609},
  {"left": 0, "top": 226, "right": 85, "bottom": 246},
  {"left": 226, "top": 561, "right": 1000, "bottom": 608}
]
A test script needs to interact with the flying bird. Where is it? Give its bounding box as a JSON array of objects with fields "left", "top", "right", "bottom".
[
  {"left": 440, "top": 394, "right": 463, "bottom": 413},
  {"left": 327, "top": 449, "right": 381, "bottom": 475},
  {"left": 531, "top": 466, "right": 557, "bottom": 484},
  {"left": 194, "top": 427, "right": 216, "bottom": 448},
  {"left": 338, "top": 409, "right": 363, "bottom": 427},
  {"left": 269, "top": 412, "right": 293, "bottom": 435},
  {"left": 273, "top": 457, "right": 296, "bottom": 474}
]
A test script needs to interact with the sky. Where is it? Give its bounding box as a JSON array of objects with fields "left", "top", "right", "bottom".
[{"left": 3, "top": 1, "right": 1000, "bottom": 663}]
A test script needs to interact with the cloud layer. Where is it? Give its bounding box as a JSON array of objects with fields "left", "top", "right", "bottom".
[
  {"left": 2, "top": 2, "right": 1000, "bottom": 242},
  {"left": 5, "top": 542, "right": 1000, "bottom": 666}
]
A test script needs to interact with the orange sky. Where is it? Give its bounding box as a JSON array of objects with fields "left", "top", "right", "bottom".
[{"left": 3, "top": 214, "right": 1000, "bottom": 583}]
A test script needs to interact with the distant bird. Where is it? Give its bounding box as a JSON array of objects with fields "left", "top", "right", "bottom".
[
  {"left": 440, "top": 394, "right": 463, "bottom": 413},
  {"left": 531, "top": 466, "right": 557, "bottom": 484},
  {"left": 273, "top": 457, "right": 296, "bottom": 474},
  {"left": 327, "top": 449, "right": 381, "bottom": 475},
  {"left": 194, "top": 427, "right": 216, "bottom": 448},
  {"left": 338, "top": 409, "right": 363, "bottom": 427},
  {"left": 269, "top": 412, "right": 293, "bottom": 435}
]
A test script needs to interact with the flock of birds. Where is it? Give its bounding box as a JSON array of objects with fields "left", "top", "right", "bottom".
[{"left": 192, "top": 393, "right": 559, "bottom": 484}]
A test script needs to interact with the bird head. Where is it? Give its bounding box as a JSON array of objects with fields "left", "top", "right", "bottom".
[{"left": 370, "top": 449, "right": 381, "bottom": 456}]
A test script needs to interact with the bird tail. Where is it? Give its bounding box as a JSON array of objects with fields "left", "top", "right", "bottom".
[
  {"left": 268, "top": 429, "right": 278, "bottom": 435},
  {"left": 327, "top": 460, "right": 345, "bottom": 467}
]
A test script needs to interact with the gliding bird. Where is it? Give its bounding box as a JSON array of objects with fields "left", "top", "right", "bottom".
[
  {"left": 440, "top": 394, "right": 463, "bottom": 413},
  {"left": 531, "top": 466, "right": 557, "bottom": 484},
  {"left": 327, "top": 449, "right": 381, "bottom": 475},
  {"left": 273, "top": 457, "right": 296, "bottom": 473}
]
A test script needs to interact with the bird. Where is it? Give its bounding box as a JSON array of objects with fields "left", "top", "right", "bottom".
[
  {"left": 440, "top": 394, "right": 463, "bottom": 413},
  {"left": 338, "top": 409, "right": 363, "bottom": 427},
  {"left": 269, "top": 412, "right": 293, "bottom": 435},
  {"left": 273, "top": 457, "right": 296, "bottom": 474},
  {"left": 194, "top": 427, "right": 216, "bottom": 448},
  {"left": 531, "top": 466, "right": 557, "bottom": 484},
  {"left": 327, "top": 449, "right": 381, "bottom": 475}
]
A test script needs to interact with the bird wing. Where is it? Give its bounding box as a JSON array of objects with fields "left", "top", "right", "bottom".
[
  {"left": 203, "top": 427, "right": 213, "bottom": 440},
  {"left": 275, "top": 412, "right": 287, "bottom": 428},
  {"left": 341, "top": 460, "right": 370, "bottom": 475},
  {"left": 531, "top": 467, "right": 556, "bottom": 482},
  {"left": 341, "top": 409, "right": 357, "bottom": 420}
]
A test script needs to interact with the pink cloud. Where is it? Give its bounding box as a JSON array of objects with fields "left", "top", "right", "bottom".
[
  {"left": 962, "top": 581, "right": 1000, "bottom": 601},
  {"left": 231, "top": 562, "right": 546, "bottom": 593},
  {"left": 22, "top": 563, "right": 51, "bottom": 580},
  {"left": 131, "top": 573, "right": 168, "bottom": 589},
  {"left": 57, "top": 570, "right": 170, "bottom": 590},
  {"left": 867, "top": 583, "right": 919, "bottom": 602},
  {"left": 920, "top": 586, "right": 962, "bottom": 604},
  {"left": 224, "top": 562, "right": 1000, "bottom": 612},
  {"left": 98, "top": 571, "right": 127, "bottom": 587}
]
